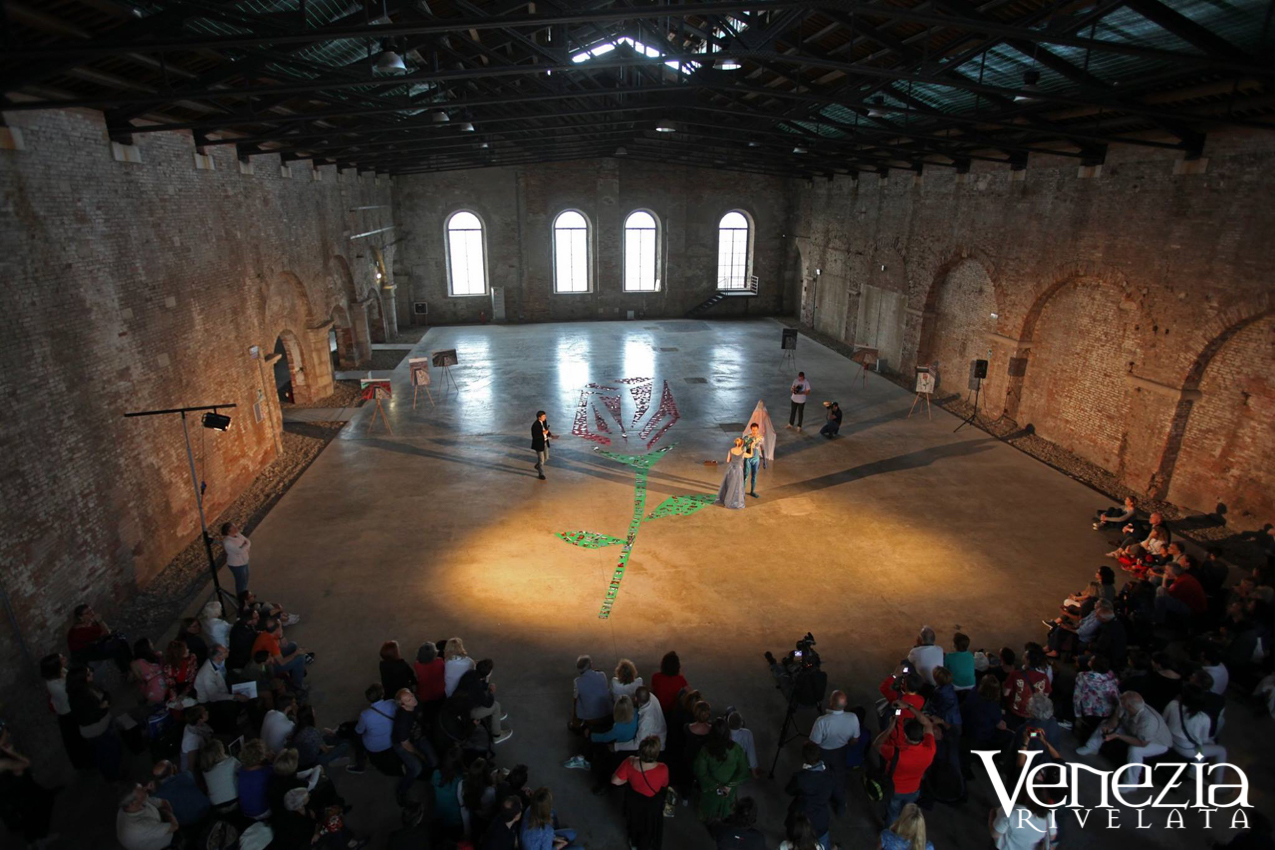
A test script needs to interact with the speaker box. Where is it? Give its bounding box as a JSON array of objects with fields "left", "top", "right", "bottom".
[{"left": 973, "top": 359, "right": 988, "bottom": 379}]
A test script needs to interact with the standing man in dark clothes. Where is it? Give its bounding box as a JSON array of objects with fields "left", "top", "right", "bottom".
[
  {"left": 531, "top": 410, "right": 553, "bottom": 480},
  {"left": 785, "top": 741, "right": 836, "bottom": 850}
]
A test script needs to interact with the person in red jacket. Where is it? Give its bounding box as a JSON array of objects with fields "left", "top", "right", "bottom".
[
  {"left": 879, "top": 665, "right": 926, "bottom": 746},
  {"left": 1155, "top": 561, "right": 1208, "bottom": 623},
  {"left": 873, "top": 705, "right": 937, "bottom": 825},
  {"left": 650, "top": 651, "right": 689, "bottom": 713}
]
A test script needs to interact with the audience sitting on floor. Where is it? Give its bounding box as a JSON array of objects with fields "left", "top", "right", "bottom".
[{"left": 17, "top": 488, "right": 1275, "bottom": 850}]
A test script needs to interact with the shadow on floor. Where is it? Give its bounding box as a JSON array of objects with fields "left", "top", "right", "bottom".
[{"left": 766, "top": 438, "right": 999, "bottom": 501}]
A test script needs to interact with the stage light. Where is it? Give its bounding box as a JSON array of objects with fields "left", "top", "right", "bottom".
[
  {"left": 201, "top": 412, "right": 232, "bottom": 431},
  {"left": 376, "top": 47, "right": 408, "bottom": 74}
]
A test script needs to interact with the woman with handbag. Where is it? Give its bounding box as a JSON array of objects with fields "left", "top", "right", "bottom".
[
  {"left": 692, "top": 719, "right": 749, "bottom": 823},
  {"left": 611, "top": 736, "right": 669, "bottom": 850}
]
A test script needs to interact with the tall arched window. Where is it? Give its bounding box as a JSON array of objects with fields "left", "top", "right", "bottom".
[
  {"left": 716, "top": 210, "right": 752, "bottom": 290},
  {"left": 623, "top": 210, "right": 659, "bottom": 292},
  {"left": 445, "top": 211, "right": 487, "bottom": 296},
  {"left": 553, "top": 210, "right": 591, "bottom": 293}
]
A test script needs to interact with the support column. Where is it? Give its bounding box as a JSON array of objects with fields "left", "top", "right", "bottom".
[
  {"left": 301, "top": 320, "right": 336, "bottom": 402},
  {"left": 348, "top": 301, "right": 374, "bottom": 365}
]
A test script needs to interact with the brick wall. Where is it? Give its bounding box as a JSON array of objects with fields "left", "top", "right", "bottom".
[
  {"left": 392, "top": 159, "right": 790, "bottom": 324},
  {"left": 0, "top": 109, "right": 392, "bottom": 681},
  {"left": 790, "top": 132, "right": 1275, "bottom": 527}
]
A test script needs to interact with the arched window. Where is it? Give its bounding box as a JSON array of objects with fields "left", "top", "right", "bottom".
[
  {"left": 623, "top": 210, "right": 660, "bottom": 292},
  {"left": 445, "top": 211, "right": 487, "bottom": 296},
  {"left": 716, "top": 210, "right": 752, "bottom": 290},
  {"left": 553, "top": 210, "right": 591, "bottom": 293}
]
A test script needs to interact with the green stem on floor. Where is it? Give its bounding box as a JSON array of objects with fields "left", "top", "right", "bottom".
[{"left": 599, "top": 465, "right": 649, "bottom": 619}]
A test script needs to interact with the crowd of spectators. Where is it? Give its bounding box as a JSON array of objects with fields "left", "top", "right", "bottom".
[{"left": 2, "top": 507, "right": 1272, "bottom": 850}]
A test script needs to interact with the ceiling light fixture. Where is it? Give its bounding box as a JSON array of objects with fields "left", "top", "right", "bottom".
[
  {"left": 457, "top": 122, "right": 475, "bottom": 132},
  {"left": 478, "top": 142, "right": 489, "bottom": 149},
  {"left": 1015, "top": 69, "right": 1043, "bottom": 102},
  {"left": 375, "top": 46, "right": 408, "bottom": 74},
  {"left": 655, "top": 120, "right": 676, "bottom": 133},
  {"left": 792, "top": 146, "right": 807, "bottom": 154},
  {"left": 867, "top": 97, "right": 889, "bottom": 118},
  {"left": 747, "top": 140, "right": 761, "bottom": 148},
  {"left": 614, "top": 146, "right": 628, "bottom": 156},
  {"left": 715, "top": 58, "right": 742, "bottom": 70},
  {"left": 430, "top": 111, "right": 449, "bottom": 124}
]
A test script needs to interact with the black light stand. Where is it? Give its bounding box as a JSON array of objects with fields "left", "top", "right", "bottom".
[
  {"left": 954, "top": 376, "right": 982, "bottom": 433},
  {"left": 123, "top": 404, "right": 237, "bottom": 619}
]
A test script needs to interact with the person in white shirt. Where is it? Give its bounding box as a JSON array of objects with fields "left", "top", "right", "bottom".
[
  {"left": 615, "top": 686, "right": 667, "bottom": 758},
  {"left": 611, "top": 658, "right": 644, "bottom": 700},
  {"left": 442, "top": 637, "right": 476, "bottom": 697},
  {"left": 787, "top": 372, "right": 812, "bottom": 430},
  {"left": 194, "top": 645, "right": 249, "bottom": 732},
  {"left": 261, "top": 696, "right": 298, "bottom": 753},
  {"left": 809, "top": 690, "right": 859, "bottom": 811},
  {"left": 989, "top": 798, "right": 1057, "bottom": 850},
  {"left": 726, "top": 710, "right": 759, "bottom": 777},
  {"left": 199, "top": 739, "right": 241, "bottom": 807},
  {"left": 220, "top": 522, "right": 251, "bottom": 596},
  {"left": 1165, "top": 684, "right": 1229, "bottom": 782},
  {"left": 180, "top": 705, "right": 213, "bottom": 773},
  {"left": 116, "top": 784, "right": 178, "bottom": 850},
  {"left": 906, "top": 627, "right": 946, "bottom": 687},
  {"left": 200, "top": 600, "right": 232, "bottom": 650}
]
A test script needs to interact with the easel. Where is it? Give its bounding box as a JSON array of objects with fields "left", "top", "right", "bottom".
[
  {"left": 908, "top": 391, "right": 932, "bottom": 419},
  {"left": 854, "top": 362, "right": 870, "bottom": 388},
  {"left": 368, "top": 392, "right": 393, "bottom": 434},
  {"left": 438, "top": 364, "right": 459, "bottom": 392},
  {"left": 412, "top": 382, "right": 435, "bottom": 410},
  {"left": 781, "top": 346, "right": 797, "bottom": 371},
  {"left": 850, "top": 347, "right": 878, "bottom": 388}
]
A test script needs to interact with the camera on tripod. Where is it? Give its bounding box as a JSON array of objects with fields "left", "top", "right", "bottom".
[{"left": 764, "top": 633, "right": 830, "bottom": 778}]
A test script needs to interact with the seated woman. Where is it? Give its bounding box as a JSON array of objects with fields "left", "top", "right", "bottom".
[
  {"left": 1094, "top": 496, "right": 1136, "bottom": 531},
  {"left": 162, "top": 639, "right": 199, "bottom": 703},
  {"left": 129, "top": 638, "right": 168, "bottom": 707},
  {"left": 1073, "top": 655, "right": 1121, "bottom": 741},
  {"left": 1060, "top": 581, "right": 1103, "bottom": 621},
  {"left": 1113, "top": 526, "right": 1168, "bottom": 573},
  {"left": 237, "top": 739, "right": 274, "bottom": 820},
  {"left": 200, "top": 739, "right": 241, "bottom": 811}
]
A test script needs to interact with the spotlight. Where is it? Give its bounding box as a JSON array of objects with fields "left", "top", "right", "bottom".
[
  {"left": 201, "top": 412, "right": 232, "bottom": 431},
  {"left": 1015, "top": 70, "right": 1042, "bottom": 102},
  {"left": 375, "top": 47, "right": 408, "bottom": 74},
  {"left": 655, "top": 120, "right": 676, "bottom": 133},
  {"left": 457, "top": 122, "right": 475, "bottom": 132}
]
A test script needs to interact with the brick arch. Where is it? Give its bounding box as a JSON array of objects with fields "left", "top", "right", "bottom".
[
  {"left": 1147, "top": 299, "right": 1275, "bottom": 498},
  {"left": 1000, "top": 269, "right": 1132, "bottom": 420},
  {"left": 259, "top": 270, "right": 317, "bottom": 328},
  {"left": 270, "top": 326, "right": 309, "bottom": 403},
  {"left": 914, "top": 252, "right": 1004, "bottom": 376},
  {"left": 330, "top": 254, "right": 359, "bottom": 304}
]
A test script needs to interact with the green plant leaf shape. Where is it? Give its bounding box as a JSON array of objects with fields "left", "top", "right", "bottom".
[
  {"left": 595, "top": 444, "right": 675, "bottom": 469},
  {"left": 646, "top": 494, "right": 716, "bottom": 520},
  {"left": 557, "top": 530, "right": 625, "bottom": 548}
]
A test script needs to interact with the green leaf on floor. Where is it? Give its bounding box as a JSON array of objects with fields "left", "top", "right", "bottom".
[
  {"left": 645, "top": 494, "right": 716, "bottom": 520},
  {"left": 556, "top": 530, "right": 625, "bottom": 548}
]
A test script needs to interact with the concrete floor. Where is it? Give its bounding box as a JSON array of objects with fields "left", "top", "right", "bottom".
[{"left": 232, "top": 319, "right": 1255, "bottom": 848}]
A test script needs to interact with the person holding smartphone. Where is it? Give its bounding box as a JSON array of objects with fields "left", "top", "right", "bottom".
[
  {"left": 787, "top": 372, "right": 812, "bottom": 431},
  {"left": 531, "top": 411, "right": 553, "bottom": 481}
]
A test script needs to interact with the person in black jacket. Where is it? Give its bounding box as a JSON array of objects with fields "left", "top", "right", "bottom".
[
  {"left": 531, "top": 411, "right": 553, "bottom": 480},
  {"left": 457, "top": 659, "right": 510, "bottom": 744},
  {"left": 785, "top": 741, "right": 836, "bottom": 847},
  {"left": 710, "top": 796, "right": 767, "bottom": 850},
  {"left": 227, "top": 608, "right": 260, "bottom": 671},
  {"left": 479, "top": 795, "right": 522, "bottom": 850}
]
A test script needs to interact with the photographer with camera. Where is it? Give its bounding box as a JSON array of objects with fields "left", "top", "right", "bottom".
[
  {"left": 877, "top": 664, "right": 925, "bottom": 746},
  {"left": 871, "top": 703, "right": 937, "bottom": 827},
  {"left": 765, "top": 634, "right": 828, "bottom": 708}
]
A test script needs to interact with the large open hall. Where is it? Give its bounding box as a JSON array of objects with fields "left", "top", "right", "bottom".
[{"left": 2, "top": 3, "right": 1274, "bottom": 850}]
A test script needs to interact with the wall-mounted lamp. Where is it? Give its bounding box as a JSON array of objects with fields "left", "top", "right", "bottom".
[
  {"left": 990, "top": 312, "right": 999, "bottom": 319},
  {"left": 815, "top": 268, "right": 821, "bottom": 275},
  {"left": 880, "top": 264, "right": 887, "bottom": 272}
]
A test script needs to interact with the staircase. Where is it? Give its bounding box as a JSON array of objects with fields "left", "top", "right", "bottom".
[{"left": 686, "top": 275, "right": 759, "bottom": 317}]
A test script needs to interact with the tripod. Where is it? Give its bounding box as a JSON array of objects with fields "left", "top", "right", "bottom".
[
  {"left": 953, "top": 376, "right": 982, "bottom": 433},
  {"left": 767, "top": 675, "right": 825, "bottom": 778}
]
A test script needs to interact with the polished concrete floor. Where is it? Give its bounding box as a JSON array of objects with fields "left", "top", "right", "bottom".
[{"left": 241, "top": 319, "right": 1251, "bottom": 849}]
